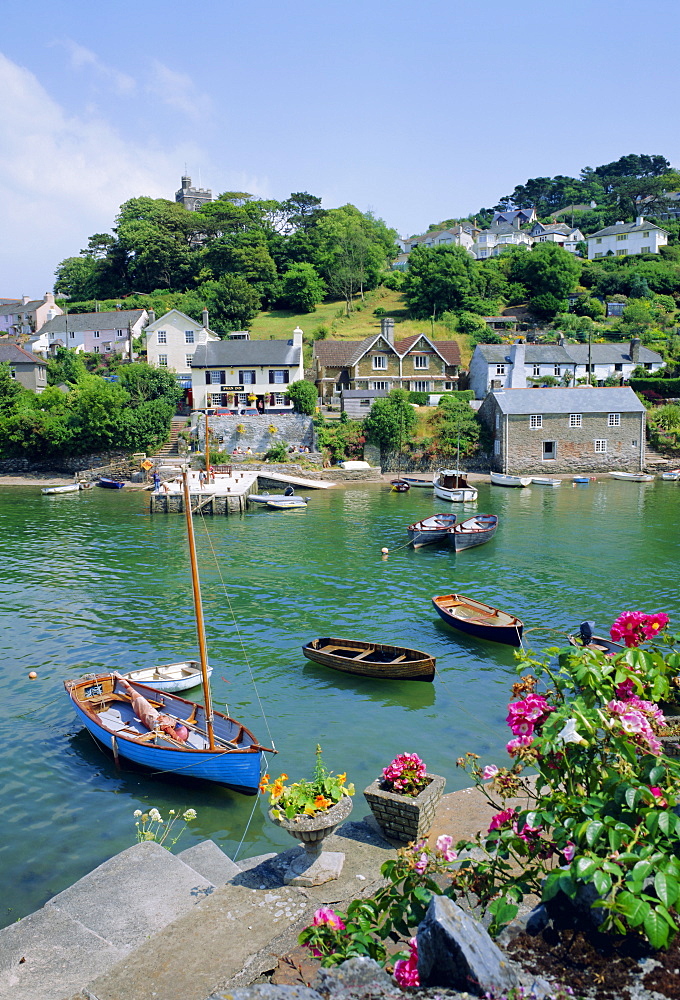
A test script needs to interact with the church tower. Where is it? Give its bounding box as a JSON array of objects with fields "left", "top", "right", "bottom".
[{"left": 175, "top": 175, "right": 213, "bottom": 211}]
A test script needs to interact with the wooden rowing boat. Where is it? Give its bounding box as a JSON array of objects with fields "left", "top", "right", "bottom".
[
  {"left": 433, "top": 469, "right": 478, "bottom": 502},
  {"left": 449, "top": 514, "right": 498, "bottom": 551},
  {"left": 120, "top": 660, "right": 212, "bottom": 693},
  {"left": 407, "top": 513, "right": 457, "bottom": 548},
  {"left": 41, "top": 484, "right": 80, "bottom": 494},
  {"left": 302, "top": 637, "right": 436, "bottom": 681},
  {"left": 401, "top": 476, "right": 433, "bottom": 488},
  {"left": 97, "top": 477, "right": 125, "bottom": 489},
  {"left": 432, "top": 593, "right": 523, "bottom": 646},
  {"left": 568, "top": 621, "right": 625, "bottom": 655},
  {"left": 531, "top": 477, "right": 561, "bottom": 487},
  {"left": 609, "top": 471, "right": 655, "bottom": 482},
  {"left": 390, "top": 479, "right": 410, "bottom": 492}
]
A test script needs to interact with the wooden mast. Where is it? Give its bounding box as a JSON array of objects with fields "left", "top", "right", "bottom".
[{"left": 181, "top": 469, "right": 215, "bottom": 749}]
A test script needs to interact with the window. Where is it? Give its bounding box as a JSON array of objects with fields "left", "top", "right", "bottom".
[
  {"left": 496, "top": 364, "right": 506, "bottom": 376},
  {"left": 269, "top": 369, "right": 289, "bottom": 384},
  {"left": 414, "top": 355, "right": 429, "bottom": 369},
  {"left": 596, "top": 238, "right": 602, "bottom": 244},
  {"left": 616, "top": 234, "right": 628, "bottom": 241},
  {"left": 239, "top": 370, "right": 256, "bottom": 384},
  {"left": 494, "top": 439, "right": 500, "bottom": 455},
  {"left": 530, "top": 414, "right": 542, "bottom": 428},
  {"left": 373, "top": 355, "right": 387, "bottom": 369},
  {"left": 614, "top": 363, "right": 623, "bottom": 371},
  {"left": 116, "top": 329, "right": 124, "bottom": 337},
  {"left": 359, "top": 399, "right": 371, "bottom": 408},
  {"left": 158, "top": 354, "right": 168, "bottom": 367},
  {"left": 185, "top": 330, "right": 194, "bottom": 344},
  {"left": 533, "top": 364, "right": 541, "bottom": 376},
  {"left": 93, "top": 345, "right": 100, "bottom": 354},
  {"left": 594, "top": 439, "right": 607, "bottom": 453},
  {"left": 641, "top": 231, "right": 650, "bottom": 238},
  {"left": 185, "top": 354, "right": 193, "bottom": 369},
  {"left": 495, "top": 413, "right": 500, "bottom": 429},
  {"left": 632, "top": 439, "right": 638, "bottom": 446},
  {"left": 9, "top": 368, "right": 15, "bottom": 379},
  {"left": 594, "top": 252, "right": 604, "bottom": 258},
  {"left": 412, "top": 381, "right": 430, "bottom": 393},
  {"left": 210, "top": 392, "right": 222, "bottom": 406},
  {"left": 617, "top": 249, "right": 628, "bottom": 256},
  {"left": 274, "top": 393, "right": 286, "bottom": 406},
  {"left": 157, "top": 330, "right": 166, "bottom": 343},
  {"left": 444, "top": 382, "right": 452, "bottom": 390},
  {"left": 208, "top": 370, "right": 224, "bottom": 384},
  {"left": 69, "top": 331, "right": 75, "bottom": 339},
  {"left": 641, "top": 245, "right": 650, "bottom": 253},
  {"left": 569, "top": 413, "right": 582, "bottom": 427},
  {"left": 238, "top": 393, "right": 248, "bottom": 405},
  {"left": 93, "top": 331, "right": 100, "bottom": 339},
  {"left": 543, "top": 441, "right": 556, "bottom": 460},
  {"left": 372, "top": 381, "right": 389, "bottom": 390},
  {"left": 608, "top": 412, "right": 620, "bottom": 427},
  {"left": 554, "top": 365, "right": 561, "bottom": 376}
]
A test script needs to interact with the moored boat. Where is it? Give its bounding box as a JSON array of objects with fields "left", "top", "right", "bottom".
[
  {"left": 573, "top": 476, "right": 595, "bottom": 484},
  {"left": 120, "top": 660, "right": 212, "bottom": 693},
  {"left": 97, "top": 477, "right": 125, "bottom": 489},
  {"left": 568, "top": 621, "right": 625, "bottom": 655},
  {"left": 302, "top": 637, "right": 436, "bottom": 681},
  {"left": 264, "top": 497, "right": 308, "bottom": 509},
  {"left": 661, "top": 470, "right": 680, "bottom": 481},
  {"left": 531, "top": 477, "right": 561, "bottom": 487},
  {"left": 490, "top": 472, "right": 532, "bottom": 488},
  {"left": 449, "top": 514, "right": 498, "bottom": 551},
  {"left": 432, "top": 593, "right": 523, "bottom": 646},
  {"left": 433, "top": 469, "right": 478, "bottom": 502},
  {"left": 390, "top": 479, "right": 410, "bottom": 493},
  {"left": 401, "top": 476, "right": 433, "bottom": 488},
  {"left": 609, "top": 471, "right": 655, "bottom": 482},
  {"left": 407, "top": 513, "right": 457, "bottom": 548},
  {"left": 41, "top": 484, "right": 80, "bottom": 494}
]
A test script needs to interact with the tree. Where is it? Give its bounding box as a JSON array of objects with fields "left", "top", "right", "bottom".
[
  {"left": 46, "top": 347, "right": 87, "bottom": 386},
  {"left": 572, "top": 296, "right": 605, "bottom": 319},
  {"left": 197, "top": 275, "right": 262, "bottom": 331},
  {"left": 53, "top": 256, "right": 98, "bottom": 299},
  {"left": 509, "top": 243, "right": 581, "bottom": 319},
  {"left": 403, "top": 245, "right": 485, "bottom": 319},
  {"left": 0, "top": 361, "right": 23, "bottom": 414},
  {"left": 287, "top": 380, "right": 318, "bottom": 414},
  {"left": 279, "top": 263, "right": 326, "bottom": 312},
  {"left": 363, "top": 389, "right": 417, "bottom": 449},
  {"left": 621, "top": 299, "right": 654, "bottom": 338},
  {"left": 428, "top": 393, "right": 484, "bottom": 457}
]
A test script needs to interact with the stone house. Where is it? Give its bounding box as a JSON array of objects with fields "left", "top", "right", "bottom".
[
  {"left": 313, "top": 318, "right": 461, "bottom": 400},
  {"left": 36, "top": 310, "right": 148, "bottom": 357},
  {"left": 478, "top": 386, "right": 647, "bottom": 474},
  {"left": 190, "top": 328, "right": 304, "bottom": 412},
  {"left": 587, "top": 217, "right": 668, "bottom": 260},
  {"left": 175, "top": 175, "right": 212, "bottom": 211},
  {"left": 0, "top": 342, "right": 48, "bottom": 393},
  {"left": 0, "top": 293, "right": 62, "bottom": 337},
  {"left": 469, "top": 340, "right": 663, "bottom": 398}
]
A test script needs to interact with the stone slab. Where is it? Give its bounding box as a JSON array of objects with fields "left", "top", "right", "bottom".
[
  {"left": 0, "top": 905, "right": 125, "bottom": 1000},
  {"left": 47, "top": 840, "right": 215, "bottom": 951},
  {"left": 178, "top": 839, "right": 241, "bottom": 885},
  {"left": 284, "top": 851, "right": 345, "bottom": 887},
  {"left": 237, "top": 852, "right": 278, "bottom": 872}
]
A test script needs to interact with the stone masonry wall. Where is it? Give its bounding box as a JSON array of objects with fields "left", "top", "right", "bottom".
[
  {"left": 195, "top": 413, "right": 314, "bottom": 453},
  {"left": 0, "top": 450, "right": 133, "bottom": 477},
  {"left": 504, "top": 411, "right": 645, "bottom": 474}
]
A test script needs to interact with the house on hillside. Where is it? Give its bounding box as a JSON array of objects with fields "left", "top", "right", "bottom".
[
  {"left": 190, "top": 327, "right": 304, "bottom": 412},
  {"left": 0, "top": 342, "right": 47, "bottom": 393},
  {"left": 312, "top": 318, "right": 461, "bottom": 400},
  {"left": 492, "top": 208, "right": 537, "bottom": 227},
  {"left": 469, "top": 340, "right": 663, "bottom": 398},
  {"left": 35, "top": 310, "right": 148, "bottom": 357},
  {"left": 472, "top": 223, "right": 533, "bottom": 259},
  {"left": 0, "top": 293, "right": 62, "bottom": 338},
  {"left": 528, "top": 222, "right": 585, "bottom": 253},
  {"left": 587, "top": 217, "right": 668, "bottom": 260},
  {"left": 478, "top": 386, "right": 647, "bottom": 473},
  {"left": 144, "top": 308, "right": 220, "bottom": 402}
]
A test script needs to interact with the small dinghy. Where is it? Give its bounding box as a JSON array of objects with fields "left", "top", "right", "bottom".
[
  {"left": 302, "top": 637, "right": 435, "bottom": 681},
  {"left": 568, "top": 621, "right": 625, "bottom": 655},
  {"left": 573, "top": 476, "right": 595, "bottom": 484},
  {"left": 490, "top": 472, "right": 532, "bottom": 488},
  {"left": 41, "top": 484, "right": 80, "bottom": 494},
  {"left": 661, "top": 470, "right": 680, "bottom": 481},
  {"left": 449, "top": 514, "right": 498, "bottom": 551},
  {"left": 401, "top": 477, "right": 433, "bottom": 488},
  {"left": 407, "top": 513, "right": 457, "bottom": 548},
  {"left": 609, "top": 471, "right": 654, "bottom": 482},
  {"left": 432, "top": 593, "right": 523, "bottom": 646},
  {"left": 97, "top": 477, "right": 125, "bottom": 489},
  {"left": 531, "top": 477, "right": 561, "bottom": 487},
  {"left": 120, "top": 660, "right": 212, "bottom": 693},
  {"left": 390, "top": 479, "right": 410, "bottom": 492},
  {"left": 265, "top": 496, "right": 308, "bottom": 509}
]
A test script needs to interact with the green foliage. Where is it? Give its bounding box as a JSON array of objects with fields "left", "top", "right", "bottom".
[
  {"left": 278, "top": 263, "right": 326, "bottom": 312},
  {"left": 264, "top": 442, "right": 289, "bottom": 462},
  {"left": 46, "top": 347, "right": 88, "bottom": 386},
  {"left": 649, "top": 404, "right": 680, "bottom": 431},
  {"left": 0, "top": 362, "right": 24, "bottom": 414},
  {"left": 508, "top": 243, "right": 581, "bottom": 319},
  {"left": 428, "top": 393, "right": 484, "bottom": 457},
  {"left": 382, "top": 270, "right": 405, "bottom": 290},
  {"left": 572, "top": 296, "right": 605, "bottom": 319},
  {"left": 314, "top": 417, "right": 365, "bottom": 462},
  {"left": 631, "top": 377, "right": 680, "bottom": 398},
  {"left": 261, "top": 745, "right": 354, "bottom": 820},
  {"left": 287, "top": 379, "right": 318, "bottom": 415},
  {"left": 403, "top": 244, "right": 485, "bottom": 319},
  {"left": 362, "top": 389, "right": 417, "bottom": 449},
  {"left": 407, "top": 391, "right": 428, "bottom": 405}
]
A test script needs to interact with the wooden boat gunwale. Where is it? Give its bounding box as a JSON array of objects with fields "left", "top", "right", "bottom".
[
  {"left": 432, "top": 593, "right": 523, "bottom": 647},
  {"left": 407, "top": 513, "right": 458, "bottom": 548},
  {"left": 567, "top": 633, "right": 625, "bottom": 655},
  {"left": 449, "top": 514, "right": 498, "bottom": 551},
  {"left": 302, "top": 636, "right": 435, "bottom": 681}
]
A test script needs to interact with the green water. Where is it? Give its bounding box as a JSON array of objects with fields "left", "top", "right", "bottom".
[{"left": 1, "top": 479, "right": 678, "bottom": 927}]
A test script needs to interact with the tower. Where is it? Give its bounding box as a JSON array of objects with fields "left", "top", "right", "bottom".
[{"left": 175, "top": 175, "right": 213, "bottom": 211}]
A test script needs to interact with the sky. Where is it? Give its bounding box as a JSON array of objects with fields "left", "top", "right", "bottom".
[{"left": 2, "top": 0, "right": 680, "bottom": 296}]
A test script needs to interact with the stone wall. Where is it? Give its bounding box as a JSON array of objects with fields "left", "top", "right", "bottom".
[
  {"left": 195, "top": 413, "right": 314, "bottom": 453},
  {"left": 0, "top": 450, "right": 134, "bottom": 477},
  {"left": 504, "top": 411, "right": 645, "bottom": 474}
]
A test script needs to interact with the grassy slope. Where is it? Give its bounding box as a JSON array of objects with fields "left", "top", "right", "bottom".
[{"left": 247, "top": 287, "right": 472, "bottom": 366}]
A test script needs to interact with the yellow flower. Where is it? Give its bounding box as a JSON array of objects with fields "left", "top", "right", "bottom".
[
  {"left": 336, "top": 773, "right": 346, "bottom": 784},
  {"left": 314, "top": 794, "right": 332, "bottom": 811},
  {"left": 272, "top": 779, "right": 285, "bottom": 798}
]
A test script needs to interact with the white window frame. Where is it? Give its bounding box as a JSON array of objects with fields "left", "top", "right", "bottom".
[
  {"left": 530, "top": 414, "right": 542, "bottom": 428},
  {"left": 184, "top": 330, "right": 195, "bottom": 344},
  {"left": 116, "top": 329, "right": 124, "bottom": 337},
  {"left": 209, "top": 370, "right": 222, "bottom": 385},
  {"left": 414, "top": 355, "right": 429, "bottom": 369},
  {"left": 9, "top": 368, "right": 16, "bottom": 379},
  {"left": 359, "top": 398, "right": 371, "bottom": 408},
  {"left": 157, "top": 330, "right": 166, "bottom": 343},
  {"left": 70, "top": 331, "right": 75, "bottom": 339},
  {"left": 495, "top": 364, "right": 505, "bottom": 376},
  {"left": 274, "top": 393, "right": 286, "bottom": 406},
  {"left": 93, "top": 331, "right": 100, "bottom": 339},
  {"left": 554, "top": 365, "right": 561, "bottom": 376},
  {"left": 594, "top": 439, "right": 607, "bottom": 453},
  {"left": 210, "top": 392, "right": 222, "bottom": 406},
  {"left": 532, "top": 364, "right": 540, "bottom": 376},
  {"left": 608, "top": 412, "right": 620, "bottom": 426},
  {"left": 412, "top": 380, "right": 430, "bottom": 393},
  {"left": 158, "top": 354, "right": 168, "bottom": 367},
  {"left": 185, "top": 354, "right": 193, "bottom": 369},
  {"left": 372, "top": 381, "right": 390, "bottom": 390},
  {"left": 239, "top": 370, "right": 256, "bottom": 384},
  {"left": 93, "top": 345, "right": 100, "bottom": 354},
  {"left": 569, "top": 413, "right": 582, "bottom": 427},
  {"left": 372, "top": 355, "right": 387, "bottom": 370}
]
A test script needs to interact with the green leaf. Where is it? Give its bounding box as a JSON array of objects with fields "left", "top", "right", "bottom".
[
  {"left": 644, "top": 907, "right": 671, "bottom": 949},
  {"left": 558, "top": 874, "right": 577, "bottom": 899},
  {"left": 659, "top": 811, "right": 678, "bottom": 836},
  {"left": 593, "top": 870, "right": 612, "bottom": 896},
  {"left": 575, "top": 857, "right": 598, "bottom": 879},
  {"left": 625, "top": 787, "right": 640, "bottom": 809},
  {"left": 542, "top": 871, "right": 563, "bottom": 901},
  {"left": 649, "top": 765, "right": 665, "bottom": 785},
  {"left": 586, "top": 820, "right": 604, "bottom": 847},
  {"left": 615, "top": 891, "right": 649, "bottom": 926},
  {"left": 654, "top": 873, "right": 679, "bottom": 909}
]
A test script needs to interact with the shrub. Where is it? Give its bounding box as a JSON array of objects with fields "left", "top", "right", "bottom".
[
  {"left": 264, "top": 442, "right": 288, "bottom": 462},
  {"left": 407, "top": 391, "right": 428, "bottom": 405}
]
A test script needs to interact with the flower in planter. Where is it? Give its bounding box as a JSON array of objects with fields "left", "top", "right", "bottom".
[
  {"left": 260, "top": 745, "right": 354, "bottom": 820},
  {"left": 381, "top": 752, "right": 428, "bottom": 797}
]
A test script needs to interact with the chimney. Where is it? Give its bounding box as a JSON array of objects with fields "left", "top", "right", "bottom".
[
  {"left": 635, "top": 216, "right": 644, "bottom": 227},
  {"left": 148, "top": 309, "right": 156, "bottom": 324},
  {"left": 202, "top": 307, "right": 209, "bottom": 329},
  {"left": 557, "top": 333, "right": 565, "bottom": 346},
  {"left": 291, "top": 325, "right": 303, "bottom": 349},
  {"left": 380, "top": 316, "right": 395, "bottom": 344},
  {"left": 22, "top": 295, "right": 30, "bottom": 304},
  {"left": 508, "top": 340, "right": 527, "bottom": 388},
  {"left": 513, "top": 215, "right": 521, "bottom": 230},
  {"left": 45, "top": 292, "right": 54, "bottom": 304},
  {"left": 630, "top": 338, "right": 641, "bottom": 363}
]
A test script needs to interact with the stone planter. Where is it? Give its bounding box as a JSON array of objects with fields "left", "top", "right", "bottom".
[
  {"left": 268, "top": 795, "right": 353, "bottom": 886},
  {"left": 363, "top": 773, "right": 446, "bottom": 843}
]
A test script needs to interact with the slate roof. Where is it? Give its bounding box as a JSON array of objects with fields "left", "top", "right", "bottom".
[
  {"left": 532, "top": 223, "right": 573, "bottom": 236},
  {"left": 191, "top": 340, "right": 301, "bottom": 367},
  {"left": 314, "top": 335, "right": 461, "bottom": 367},
  {"left": 0, "top": 299, "right": 46, "bottom": 317},
  {"left": 490, "top": 386, "right": 646, "bottom": 415},
  {"left": 39, "top": 310, "right": 146, "bottom": 334},
  {"left": 0, "top": 343, "right": 45, "bottom": 365},
  {"left": 566, "top": 344, "right": 662, "bottom": 365},
  {"left": 588, "top": 220, "right": 668, "bottom": 239},
  {"left": 476, "top": 344, "right": 574, "bottom": 364},
  {"left": 475, "top": 343, "right": 662, "bottom": 366}
]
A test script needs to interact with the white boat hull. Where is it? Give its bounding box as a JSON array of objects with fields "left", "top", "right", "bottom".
[
  {"left": 120, "top": 660, "right": 212, "bottom": 693},
  {"left": 609, "top": 472, "right": 655, "bottom": 482},
  {"left": 490, "top": 473, "right": 532, "bottom": 488},
  {"left": 531, "top": 477, "right": 561, "bottom": 487},
  {"left": 661, "top": 471, "right": 679, "bottom": 481},
  {"left": 433, "top": 483, "right": 478, "bottom": 502},
  {"left": 41, "top": 484, "right": 80, "bottom": 494}
]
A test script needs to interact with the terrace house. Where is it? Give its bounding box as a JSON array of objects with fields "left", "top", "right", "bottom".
[
  {"left": 0, "top": 342, "right": 47, "bottom": 393},
  {"left": 472, "top": 223, "right": 533, "bottom": 260},
  {"left": 587, "top": 217, "right": 668, "bottom": 260},
  {"left": 479, "top": 386, "right": 647, "bottom": 474},
  {"left": 36, "top": 310, "right": 148, "bottom": 357},
  {"left": 0, "top": 293, "right": 62, "bottom": 337}
]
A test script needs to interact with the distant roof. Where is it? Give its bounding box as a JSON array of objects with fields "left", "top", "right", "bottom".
[
  {"left": 342, "top": 389, "right": 388, "bottom": 398},
  {"left": 532, "top": 223, "right": 573, "bottom": 236},
  {"left": 0, "top": 299, "right": 46, "bottom": 317},
  {"left": 588, "top": 220, "right": 668, "bottom": 239},
  {"left": 489, "top": 386, "right": 646, "bottom": 415},
  {"left": 314, "top": 335, "right": 461, "bottom": 367},
  {"left": 191, "top": 340, "right": 301, "bottom": 367},
  {"left": 566, "top": 344, "right": 662, "bottom": 364},
  {"left": 474, "top": 342, "right": 661, "bottom": 365},
  {"left": 475, "top": 344, "right": 574, "bottom": 364},
  {"left": 0, "top": 342, "right": 45, "bottom": 365},
  {"left": 40, "top": 310, "right": 146, "bottom": 334}
]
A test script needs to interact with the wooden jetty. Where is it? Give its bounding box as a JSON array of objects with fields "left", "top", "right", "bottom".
[{"left": 149, "top": 468, "right": 333, "bottom": 515}]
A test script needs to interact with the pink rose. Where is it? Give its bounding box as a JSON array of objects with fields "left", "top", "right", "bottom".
[
  {"left": 482, "top": 764, "right": 499, "bottom": 780},
  {"left": 506, "top": 734, "right": 534, "bottom": 756},
  {"left": 563, "top": 841, "right": 576, "bottom": 862},
  {"left": 435, "top": 834, "right": 458, "bottom": 862},
  {"left": 394, "top": 938, "right": 420, "bottom": 988},
  {"left": 489, "top": 808, "right": 516, "bottom": 832},
  {"left": 311, "top": 907, "right": 345, "bottom": 930}
]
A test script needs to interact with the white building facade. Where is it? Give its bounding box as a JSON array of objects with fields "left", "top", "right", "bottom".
[
  {"left": 145, "top": 309, "right": 220, "bottom": 375},
  {"left": 587, "top": 217, "right": 668, "bottom": 260}
]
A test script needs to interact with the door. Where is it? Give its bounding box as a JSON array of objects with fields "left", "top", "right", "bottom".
[{"left": 543, "top": 441, "right": 556, "bottom": 461}]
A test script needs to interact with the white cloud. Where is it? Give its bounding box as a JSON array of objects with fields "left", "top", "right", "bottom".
[
  {"left": 57, "top": 39, "right": 136, "bottom": 96},
  {"left": 147, "top": 60, "right": 213, "bottom": 121},
  {"left": 0, "top": 52, "right": 203, "bottom": 293}
]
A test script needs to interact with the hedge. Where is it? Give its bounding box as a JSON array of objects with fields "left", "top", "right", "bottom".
[{"left": 629, "top": 378, "right": 680, "bottom": 398}]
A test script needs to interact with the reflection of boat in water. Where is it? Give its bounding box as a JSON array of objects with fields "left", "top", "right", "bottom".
[
  {"left": 302, "top": 637, "right": 435, "bottom": 681},
  {"left": 65, "top": 471, "right": 274, "bottom": 794},
  {"left": 300, "top": 660, "right": 437, "bottom": 709}
]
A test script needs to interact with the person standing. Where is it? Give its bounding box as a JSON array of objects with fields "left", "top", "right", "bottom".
[
  {"left": 153, "top": 471, "right": 161, "bottom": 492},
  {"left": 199, "top": 469, "right": 207, "bottom": 489}
]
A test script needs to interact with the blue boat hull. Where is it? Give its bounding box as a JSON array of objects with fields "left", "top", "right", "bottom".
[
  {"left": 432, "top": 595, "right": 523, "bottom": 647},
  {"left": 97, "top": 478, "right": 125, "bottom": 489}
]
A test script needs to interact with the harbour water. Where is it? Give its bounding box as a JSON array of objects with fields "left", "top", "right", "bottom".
[{"left": 1, "top": 478, "right": 678, "bottom": 928}]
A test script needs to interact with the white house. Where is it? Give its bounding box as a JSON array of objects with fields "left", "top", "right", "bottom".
[
  {"left": 190, "top": 327, "right": 305, "bottom": 412},
  {"left": 472, "top": 223, "right": 533, "bottom": 259},
  {"left": 587, "top": 217, "right": 668, "bottom": 260},
  {"left": 0, "top": 293, "right": 62, "bottom": 338},
  {"left": 36, "top": 309, "right": 148, "bottom": 357},
  {"left": 145, "top": 309, "right": 220, "bottom": 376},
  {"left": 529, "top": 222, "right": 585, "bottom": 254},
  {"left": 469, "top": 339, "right": 664, "bottom": 398}
]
